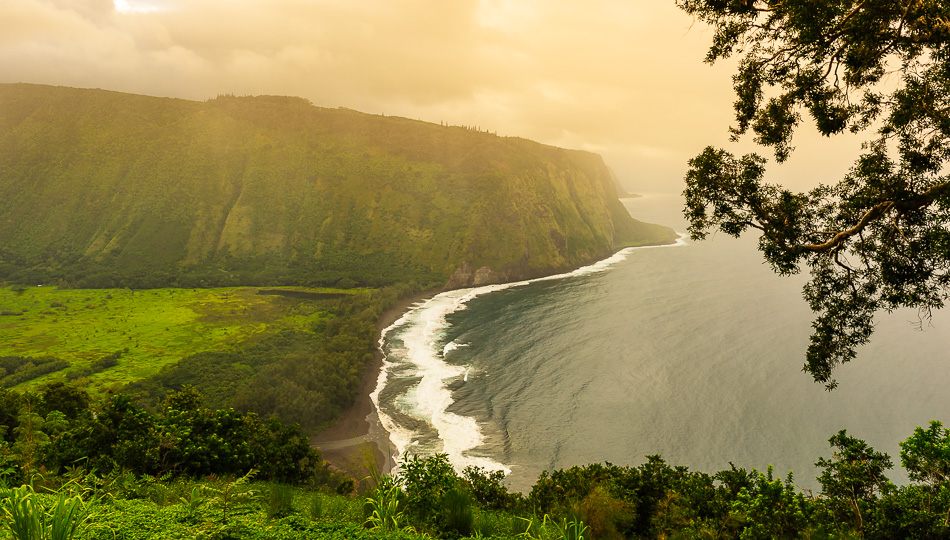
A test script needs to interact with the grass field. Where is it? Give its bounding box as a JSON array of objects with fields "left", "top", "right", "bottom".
[{"left": 0, "top": 286, "right": 356, "bottom": 392}]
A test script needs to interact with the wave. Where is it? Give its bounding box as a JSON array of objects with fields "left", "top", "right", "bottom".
[
  {"left": 373, "top": 237, "right": 687, "bottom": 476},
  {"left": 443, "top": 340, "right": 468, "bottom": 356}
]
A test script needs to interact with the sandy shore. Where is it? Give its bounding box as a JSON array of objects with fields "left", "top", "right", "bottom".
[{"left": 311, "top": 289, "right": 435, "bottom": 489}]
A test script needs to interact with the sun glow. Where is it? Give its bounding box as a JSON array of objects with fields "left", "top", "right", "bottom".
[{"left": 113, "top": 0, "right": 164, "bottom": 14}]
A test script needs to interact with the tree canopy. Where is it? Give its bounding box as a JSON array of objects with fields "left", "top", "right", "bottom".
[{"left": 678, "top": 0, "right": 950, "bottom": 388}]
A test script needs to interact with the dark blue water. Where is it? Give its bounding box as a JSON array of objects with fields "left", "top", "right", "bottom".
[{"left": 376, "top": 193, "right": 950, "bottom": 492}]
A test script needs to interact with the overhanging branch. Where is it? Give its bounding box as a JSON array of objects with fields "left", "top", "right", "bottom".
[
  {"left": 786, "top": 180, "right": 950, "bottom": 254},
  {"left": 796, "top": 201, "right": 893, "bottom": 253}
]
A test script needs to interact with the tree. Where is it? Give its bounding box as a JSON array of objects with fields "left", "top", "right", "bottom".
[
  {"left": 898, "top": 421, "right": 950, "bottom": 528},
  {"left": 162, "top": 384, "right": 203, "bottom": 412},
  {"left": 39, "top": 382, "right": 90, "bottom": 420},
  {"left": 678, "top": 0, "right": 950, "bottom": 388},
  {"left": 816, "top": 430, "right": 893, "bottom": 534},
  {"left": 729, "top": 466, "right": 811, "bottom": 539},
  {"left": 900, "top": 420, "right": 950, "bottom": 489}
]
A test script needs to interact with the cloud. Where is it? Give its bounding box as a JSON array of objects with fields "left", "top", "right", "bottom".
[{"left": 0, "top": 0, "right": 853, "bottom": 192}]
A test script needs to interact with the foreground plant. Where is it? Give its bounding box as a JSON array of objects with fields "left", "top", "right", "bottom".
[
  {"left": 364, "top": 478, "right": 405, "bottom": 531},
  {"left": 0, "top": 483, "right": 93, "bottom": 540},
  {"left": 201, "top": 469, "right": 260, "bottom": 525},
  {"left": 518, "top": 514, "right": 588, "bottom": 540},
  {"left": 179, "top": 485, "right": 207, "bottom": 520}
]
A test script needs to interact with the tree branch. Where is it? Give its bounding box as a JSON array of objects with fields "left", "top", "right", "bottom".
[
  {"left": 795, "top": 202, "right": 894, "bottom": 253},
  {"left": 789, "top": 180, "right": 950, "bottom": 254},
  {"left": 898, "top": 180, "right": 950, "bottom": 213}
]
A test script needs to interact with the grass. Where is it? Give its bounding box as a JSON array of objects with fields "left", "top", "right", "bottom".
[
  {"left": 0, "top": 286, "right": 357, "bottom": 392},
  {"left": 1, "top": 474, "right": 431, "bottom": 540}
]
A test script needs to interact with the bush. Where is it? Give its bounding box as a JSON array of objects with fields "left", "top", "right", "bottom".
[
  {"left": 400, "top": 453, "right": 457, "bottom": 531},
  {"left": 44, "top": 394, "right": 329, "bottom": 485},
  {"left": 463, "top": 465, "right": 518, "bottom": 511}
]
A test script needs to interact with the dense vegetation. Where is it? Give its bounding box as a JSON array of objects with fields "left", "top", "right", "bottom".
[
  {"left": 19, "top": 80, "right": 940, "bottom": 538},
  {"left": 126, "top": 283, "right": 418, "bottom": 432},
  {"left": 0, "top": 283, "right": 417, "bottom": 433},
  {"left": 0, "top": 83, "right": 676, "bottom": 456},
  {"left": 1, "top": 384, "right": 949, "bottom": 539},
  {"left": 0, "top": 83, "right": 675, "bottom": 291},
  {"left": 0, "top": 286, "right": 351, "bottom": 387}
]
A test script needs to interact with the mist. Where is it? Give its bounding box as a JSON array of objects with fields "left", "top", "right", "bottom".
[{"left": 1, "top": 0, "right": 861, "bottom": 193}]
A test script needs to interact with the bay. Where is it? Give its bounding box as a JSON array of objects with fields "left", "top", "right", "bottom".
[{"left": 376, "top": 193, "right": 950, "bottom": 492}]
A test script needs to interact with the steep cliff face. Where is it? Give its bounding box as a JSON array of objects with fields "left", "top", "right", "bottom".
[{"left": 0, "top": 84, "right": 676, "bottom": 288}]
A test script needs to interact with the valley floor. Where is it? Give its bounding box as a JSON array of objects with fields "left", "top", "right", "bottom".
[{"left": 312, "top": 289, "right": 437, "bottom": 484}]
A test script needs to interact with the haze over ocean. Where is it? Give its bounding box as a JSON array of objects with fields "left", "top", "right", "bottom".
[{"left": 377, "top": 193, "right": 950, "bottom": 492}]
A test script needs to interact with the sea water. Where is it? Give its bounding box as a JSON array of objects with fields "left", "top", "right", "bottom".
[{"left": 375, "top": 193, "right": 950, "bottom": 492}]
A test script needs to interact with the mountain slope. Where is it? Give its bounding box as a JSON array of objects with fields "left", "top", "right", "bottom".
[{"left": 0, "top": 83, "right": 676, "bottom": 288}]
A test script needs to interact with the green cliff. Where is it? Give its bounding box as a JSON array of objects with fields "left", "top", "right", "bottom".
[{"left": 0, "top": 83, "right": 676, "bottom": 288}]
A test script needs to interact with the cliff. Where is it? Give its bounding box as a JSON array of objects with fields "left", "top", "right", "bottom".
[{"left": 0, "top": 83, "right": 677, "bottom": 288}]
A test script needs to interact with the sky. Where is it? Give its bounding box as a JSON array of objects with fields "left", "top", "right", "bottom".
[{"left": 1, "top": 0, "right": 867, "bottom": 193}]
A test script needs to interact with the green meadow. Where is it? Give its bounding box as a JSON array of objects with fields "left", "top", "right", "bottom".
[{"left": 0, "top": 285, "right": 351, "bottom": 392}]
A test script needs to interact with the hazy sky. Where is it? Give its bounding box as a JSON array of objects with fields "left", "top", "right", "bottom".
[{"left": 1, "top": 0, "right": 866, "bottom": 193}]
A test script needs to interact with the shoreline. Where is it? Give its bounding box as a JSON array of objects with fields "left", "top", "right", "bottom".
[
  {"left": 311, "top": 238, "right": 680, "bottom": 486},
  {"left": 311, "top": 289, "right": 436, "bottom": 487}
]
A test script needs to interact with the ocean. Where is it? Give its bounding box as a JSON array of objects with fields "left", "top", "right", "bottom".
[{"left": 374, "top": 193, "right": 950, "bottom": 492}]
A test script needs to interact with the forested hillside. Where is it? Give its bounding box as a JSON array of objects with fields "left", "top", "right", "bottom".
[{"left": 0, "top": 83, "right": 675, "bottom": 290}]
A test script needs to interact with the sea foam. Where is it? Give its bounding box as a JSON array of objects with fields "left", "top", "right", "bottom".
[{"left": 373, "top": 238, "right": 686, "bottom": 476}]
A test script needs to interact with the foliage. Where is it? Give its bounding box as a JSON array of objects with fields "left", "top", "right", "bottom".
[
  {"left": 815, "top": 429, "right": 894, "bottom": 535},
  {"left": 546, "top": 515, "right": 589, "bottom": 540},
  {"left": 44, "top": 394, "right": 328, "bottom": 483},
  {"left": 678, "top": 0, "right": 950, "bottom": 388},
  {"left": 463, "top": 465, "right": 520, "bottom": 511},
  {"left": 370, "top": 454, "right": 503, "bottom": 536},
  {"left": 200, "top": 469, "right": 261, "bottom": 526},
  {"left": 399, "top": 453, "right": 460, "bottom": 532},
  {"left": 86, "top": 494, "right": 419, "bottom": 539},
  {"left": 0, "top": 422, "right": 948, "bottom": 539},
  {"left": 868, "top": 483, "right": 950, "bottom": 539},
  {"left": 5, "top": 388, "right": 947, "bottom": 538},
  {"left": 518, "top": 514, "right": 588, "bottom": 540},
  {"left": 37, "top": 384, "right": 89, "bottom": 421},
  {"left": 64, "top": 350, "right": 123, "bottom": 382},
  {"left": 363, "top": 477, "right": 405, "bottom": 532},
  {"left": 0, "top": 286, "right": 349, "bottom": 397},
  {"left": 0, "top": 483, "right": 95, "bottom": 540},
  {"left": 0, "top": 83, "right": 675, "bottom": 292},
  {"left": 729, "top": 467, "right": 810, "bottom": 539},
  {"left": 266, "top": 482, "right": 296, "bottom": 519},
  {"left": 900, "top": 420, "right": 950, "bottom": 488},
  {"left": 163, "top": 385, "right": 203, "bottom": 412},
  {"left": 0, "top": 357, "right": 71, "bottom": 389},
  {"left": 441, "top": 486, "right": 475, "bottom": 537},
  {"left": 0, "top": 284, "right": 413, "bottom": 435},
  {"left": 179, "top": 485, "right": 207, "bottom": 520},
  {"left": 893, "top": 420, "right": 950, "bottom": 536},
  {"left": 526, "top": 456, "right": 717, "bottom": 538}
]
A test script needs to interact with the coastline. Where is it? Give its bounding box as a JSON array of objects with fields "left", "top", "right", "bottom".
[
  {"left": 311, "top": 237, "right": 681, "bottom": 486},
  {"left": 311, "top": 289, "right": 436, "bottom": 487}
]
